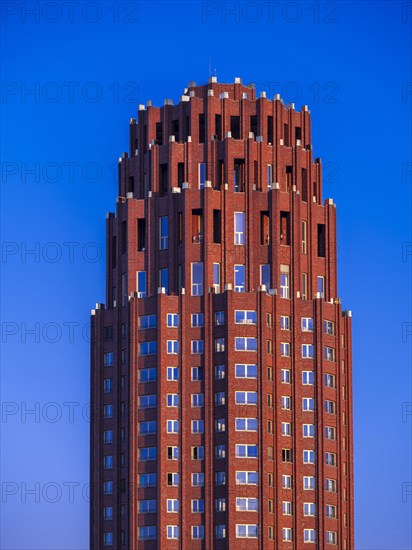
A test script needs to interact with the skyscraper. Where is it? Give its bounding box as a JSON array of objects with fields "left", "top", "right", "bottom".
[{"left": 90, "top": 77, "right": 354, "bottom": 549}]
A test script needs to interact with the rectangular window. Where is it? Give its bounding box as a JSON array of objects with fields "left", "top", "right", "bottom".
[
  {"left": 215, "top": 444, "right": 226, "bottom": 458},
  {"left": 192, "top": 525, "right": 205, "bottom": 540},
  {"left": 167, "top": 446, "right": 179, "bottom": 460},
  {"left": 214, "top": 337, "right": 225, "bottom": 352},
  {"left": 260, "top": 264, "right": 270, "bottom": 289},
  {"left": 236, "top": 471, "right": 258, "bottom": 485},
  {"left": 302, "top": 317, "right": 314, "bottom": 331},
  {"left": 326, "top": 452, "right": 336, "bottom": 466},
  {"left": 139, "top": 314, "right": 157, "bottom": 330},
  {"left": 139, "top": 341, "right": 157, "bottom": 356},
  {"left": 215, "top": 471, "right": 226, "bottom": 485},
  {"left": 236, "top": 444, "right": 258, "bottom": 458},
  {"left": 261, "top": 211, "right": 270, "bottom": 244},
  {"left": 282, "top": 422, "right": 292, "bottom": 436},
  {"left": 324, "top": 346, "right": 336, "bottom": 361},
  {"left": 303, "top": 398, "right": 315, "bottom": 411},
  {"left": 282, "top": 528, "right": 293, "bottom": 542},
  {"left": 281, "top": 342, "right": 291, "bottom": 357},
  {"left": 281, "top": 369, "right": 291, "bottom": 385},
  {"left": 324, "top": 400, "right": 336, "bottom": 414},
  {"left": 235, "top": 364, "right": 258, "bottom": 378},
  {"left": 280, "top": 315, "right": 290, "bottom": 330},
  {"left": 167, "top": 420, "right": 179, "bottom": 434},
  {"left": 325, "top": 478, "right": 337, "bottom": 492},
  {"left": 192, "top": 473, "right": 204, "bottom": 487},
  {"left": 139, "top": 394, "right": 156, "bottom": 409},
  {"left": 317, "top": 275, "right": 325, "bottom": 298},
  {"left": 139, "top": 526, "right": 156, "bottom": 540},
  {"left": 302, "top": 344, "right": 314, "bottom": 359},
  {"left": 236, "top": 497, "right": 258, "bottom": 511},
  {"left": 215, "top": 392, "right": 226, "bottom": 405},
  {"left": 324, "top": 320, "right": 335, "bottom": 335},
  {"left": 167, "top": 499, "right": 179, "bottom": 513},
  {"left": 236, "top": 524, "right": 258, "bottom": 538},
  {"left": 280, "top": 265, "right": 290, "bottom": 298},
  {"left": 215, "top": 364, "right": 225, "bottom": 379},
  {"left": 234, "top": 159, "right": 245, "bottom": 192},
  {"left": 213, "top": 263, "right": 221, "bottom": 293},
  {"left": 302, "top": 272, "right": 308, "bottom": 300},
  {"left": 214, "top": 310, "right": 225, "bottom": 325},
  {"left": 198, "top": 114, "right": 205, "bottom": 143},
  {"left": 103, "top": 430, "right": 113, "bottom": 444},
  {"left": 326, "top": 504, "right": 337, "bottom": 518},
  {"left": 303, "top": 450, "right": 315, "bottom": 464},
  {"left": 234, "top": 264, "right": 246, "bottom": 292},
  {"left": 235, "top": 418, "right": 258, "bottom": 431},
  {"left": 139, "top": 421, "right": 157, "bottom": 435},
  {"left": 103, "top": 506, "right": 113, "bottom": 520},
  {"left": 282, "top": 501, "right": 292, "bottom": 516},
  {"left": 192, "top": 499, "right": 205, "bottom": 513},
  {"left": 303, "top": 424, "right": 315, "bottom": 437},
  {"left": 166, "top": 313, "right": 178, "bottom": 327},
  {"left": 267, "top": 164, "right": 273, "bottom": 188},
  {"left": 192, "top": 366, "right": 203, "bottom": 381},
  {"left": 192, "top": 420, "right": 204, "bottom": 433},
  {"left": 139, "top": 447, "right": 157, "bottom": 461},
  {"left": 234, "top": 212, "right": 246, "bottom": 245},
  {"left": 302, "top": 371, "right": 315, "bottom": 385},
  {"left": 281, "top": 396, "right": 291, "bottom": 410},
  {"left": 304, "top": 476, "right": 316, "bottom": 490},
  {"left": 104, "top": 352, "right": 114, "bottom": 367},
  {"left": 280, "top": 211, "right": 291, "bottom": 244},
  {"left": 159, "top": 216, "right": 168, "bottom": 250},
  {"left": 167, "top": 394, "right": 178, "bottom": 407},
  {"left": 167, "top": 340, "right": 179, "bottom": 354},
  {"left": 103, "top": 379, "right": 112, "bottom": 393},
  {"left": 103, "top": 405, "right": 113, "bottom": 418},
  {"left": 235, "top": 310, "right": 257, "bottom": 325},
  {"left": 235, "top": 337, "right": 257, "bottom": 351},
  {"left": 326, "top": 531, "right": 337, "bottom": 544},
  {"left": 235, "top": 391, "right": 258, "bottom": 405},
  {"left": 303, "top": 503, "right": 316, "bottom": 517},
  {"left": 166, "top": 367, "right": 179, "bottom": 381},
  {"left": 282, "top": 448, "right": 292, "bottom": 462},
  {"left": 192, "top": 393, "right": 204, "bottom": 407},
  {"left": 167, "top": 473, "right": 179, "bottom": 487},
  {"left": 230, "top": 115, "right": 240, "bottom": 139},
  {"left": 325, "top": 373, "right": 335, "bottom": 388},
  {"left": 198, "top": 163, "right": 206, "bottom": 189},
  {"left": 318, "top": 223, "right": 326, "bottom": 257},
  {"left": 159, "top": 268, "right": 168, "bottom": 293},
  {"left": 191, "top": 340, "right": 204, "bottom": 354},
  {"left": 192, "top": 208, "right": 203, "bottom": 243},
  {"left": 215, "top": 418, "right": 226, "bottom": 432},
  {"left": 192, "top": 446, "right": 204, "bottom": 460},
  {"left": 282, "top": 475, "right": 292, "bottom": 489},
  {"left": 213, "top": 209, "right": 221, "bottom": 243},
  {"left": 302, "top": 220, "right": 307, "bottom": 254},
  {"left": 304, "top": 528, "right": 316, "bottom": 543},
  {"left": 191, "top": 262, "right": 203, "bottom": 296},
  {"left": 191, "top": 313, "right": 204, "bottom": 327},
  {"left": 325, "top": 426, "right": 336, "bottom": 440}
]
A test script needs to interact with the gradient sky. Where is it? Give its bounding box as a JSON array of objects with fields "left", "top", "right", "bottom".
[{"left": 1, "top": 1, "right": 411, "bottom": 548}]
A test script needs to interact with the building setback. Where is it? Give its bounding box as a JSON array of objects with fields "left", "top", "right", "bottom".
[{"left": 90, "top": 77, "right": 354, "bottom": 549}]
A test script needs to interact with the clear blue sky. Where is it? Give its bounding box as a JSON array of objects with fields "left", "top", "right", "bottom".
[{"left": 1, "top": 1, "right": 411, "bottom": 548}]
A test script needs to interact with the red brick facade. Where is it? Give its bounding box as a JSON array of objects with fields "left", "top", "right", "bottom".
[{"left": 90, "top": 78, "right": 354, "bottom": 549}]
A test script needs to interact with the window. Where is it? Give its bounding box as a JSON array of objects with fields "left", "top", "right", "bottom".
[
  {"left": 282, "top": 475, "right": 292, "bottom": 489},
  {"left": 234, "top": 212, "right": 246, "bottom": 245},
  {"left": 216, "top": 525, "right": 226, "bottom": 539},
  {"left": 103, "top": 430, "right": 113, "bottom": 444},
  {"left": 139, "top": 447, "right": 157, "bottom": 461},
  {"left": 139, "top": 526, "right": 156, "bottom": 540},
  {"left": 140, "top": 394, "right": 156, "bottom": 409},
  {"left": 236, "top": 498, "right": 258, "bottom": 511},
  {"left": 326, "top": 478, "right": 337, "bottom": 492},
  {"left": 103, "top": 481, "right": 113, "bottom": 495},
  {"left": 280, "top": 315, "right": 290, "bottom": 330},
  {"left": 140, "top": 341, "right": 156, "bottom": 356},
  {"left": 167, "top": 340, "right": 179, "bottom": 354},
  {"left": 139, "top": 367, "right": 156, "bottom": 382},
  {"left": 325, "top": 426, "right": 336, "bottom": 440},
  {"left": 215, "top": 338, "right": 225, "bottom": 352},
  {"left": 235, "top": 310, "right": 257, "bottom": 324},
  {"left": 103, "top": 455, "right": 113, "bottom": 469},
  {"left": 192, "top": 366, "right": 204, "bottom": 381},
  {"left": 192, "top": 473, "right": 204, "bottom": 486},
  {"left": 326, "top": 452, "right": 336, "bottom": 466},
  {"left": 192, "top": 208, "right": 203, "bottom": 242},
  {"left": 304, "top": 476, "right": 316, "bottom": 490},
  {"left": 103, "top": 532, "right": 113, "bottom": 546},
  {"left": 302, "top": 220, "right": 307, "bottom": 254},
  {"left": 235, "top": 364, "right": 257, "bottom": 378},
  {"left": 198, "top": 162, "right": 206, "bottom": 188},
  {"left": 167, "top": 473, "right": 179, "bottom": 486},
  {"left": 159, "top": 216, "right": 168, "bottom": 250},
  {"left": 215, "top": 392, "right": 226, "bottom": 405},
  {"left": 192, "top": 420, "right": 204, "bottom": 433},
  {"left": 281, "top": 396, "right": 291, "bottom": 410},
  {"left": 324, "top": 346, "right": 335, "bottom": 361},
  {"left": 282, "top": 422, "right": 292, "bottom": 436},
  {"left": 167, "top": 313, "right": 178, "bottom": 327},
  {"left": 215, "top": 310, "right": 225, "bottom": 325},
  {"left": 192, "top": 499, "right": 205, "bottom": 513},
  {"left": 302, "top": 272, "right": 308, "bottom": 300},
  {"left": 326, "top": 504, "right": 337, "bottom": 518},
  {"left": 192, "top": 446, "right": 204, "bottom": 460},
  {"left": 324, "top": 400, "right": 336, "bottom": 414},
  {"left": 317, "top": 223, "right": 326, "bottom": 257},
  {"left": 281, "top": 369, "right": 291, "bottom": 384},
  {"left": 139, "top": 420, "right": 156, "bottom": 435},
  {"left": 215, "top": 471, "right": 226, "bottom": 485},
  {"left": 138, "top": 499, "right": 156, "bottom": 514},
  {"left": 215, "top": 364, "right": 225, "bottom": 379},
  {"left": 326, "top": 531, "right": 337, "bottom": 544},
  {"left": 167, "top": 446, "right": 179, "bottom": 460},
  {"left": 215, "top": 498, "right": 226, "bottom": 512},
  {"left": 191, "top": 312, "right": 204, "bottom": 327},
  {"left": 235, "top": 418, "right": 258, "bottom": 431},
  {"left": 167, "top": 420, "right": 179, "bottom": 434},
  {"left": 325, "top": 373, "right": 336, "bottom": 388},
  {"left": 167, "top": 499, "right": 179, "bottom": 513},
  {"left": 280, "top": 265, "right": 290, "bottom": 298},
  {"left": 159, "top": 267, "right": 168, "bottom": 293},
  {"left": 103, "top": 506, "right": 113, "bottom": 520},
  {"left": 192, "top": 340, "right": 204, "bottom": 354},
  {"left": 324, "top": 320, "right": 335, "bottom": 335},
  {"left": 192, "top": 526, "right": 205, "bottom": 540},
  {"left": 317, "top": 275, "right": 325, "bottom": 298},
  {"left": 104, "top": 352, "right": 114, "bottom": 367},
  {"left": 234, "top": 264, "right": 246, "bottom": 292},
  {"left": 234, "top": 158, "right": 245, "bottom": 192},
  {"left": 139, "top": 314, "right": 157, "bottom": 330},
  {"left": 236, "top": 391, "right": 257, "bottom": 405},
  {"left": 282, "top": 501, "right": 292, "bottom": 515},
  {"left": 303, "top": 502, "right": 316, "bottom": 517},
  {"left": 167, "top": 525, "right": 179, "bottom": 539},
  {"left": 213, "top": 262, "right": 221, "bottom": 292},
  {"left": 281, "top": 342, "right": 291, "bottom": 357},
  {"left": 282, "top": 528, "right": 293, "bottom": 542},
  {"left": 215, "top": 444, "right": 226, "bottom": 458},
  {"left": 235, "top": 337, "right": 257, "bottom": 351},
  {"left": 303, "top": 424, "right": 315, "bottom": 438},
  {"left": 192, "top": 393, "right": 204, "bottom": 407},
  {"left": 103, "top": 405, "right": 113, "bottom": 418},
  {"left": 303, "top": 450, "right": 315, "bottom": 464},
  {"left": 103, "top": 378, "right": 112, "bottom": 393},
  {"left": 302, "top": 371, "right": 315, "bottom": 385},
  {"left": 191, "top": 262, "right": 203, "bottom": 295},
  {"left": 302, "top": 317, "right": 314, "bottom": 331},
  {"left": 236, "top": 444, "right": 258, "bottom": 458},
  {"left": 166, "top": 367, "right": 179, "bottom": 381},
  {"left": 302, "top": 344, "right": 314, "bottom": 359},
  {"left": 139, "top": 473, "right": 157, "bottom": 487},
  {"left": 215, "top": 418, "right": 226, "bottom": 432},
  {"left": 303, "top": 398, "right": 315, "bottom": 411},
  {"left": 236, "top": 471, "right": 258, "bottom": 485},
  {"left": 236, "top": 525, "right": 258, "bottom": 538},
  {"left": 167, "top": 394, "right": 178, "bottom": 407},
  {"left": 213, "top": 210, "right": 222, "bottom": 243},
  {"left": 260, "top": 264, "right": 270, "bottom": 289},
  {"left": 282, "top": 448, "right": 292, "bottom": 462},
  {"left": 304, "top": 528, "right": 316, "bottom": 543}
]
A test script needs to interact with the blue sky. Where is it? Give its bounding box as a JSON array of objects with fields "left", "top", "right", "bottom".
[{"left": 1, "top": 1, "right": 411, "bottom": 548}]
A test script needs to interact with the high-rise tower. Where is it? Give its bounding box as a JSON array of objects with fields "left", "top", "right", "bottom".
[{"left": 90, "top": 77, "right": 354, "bottom": 549}]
